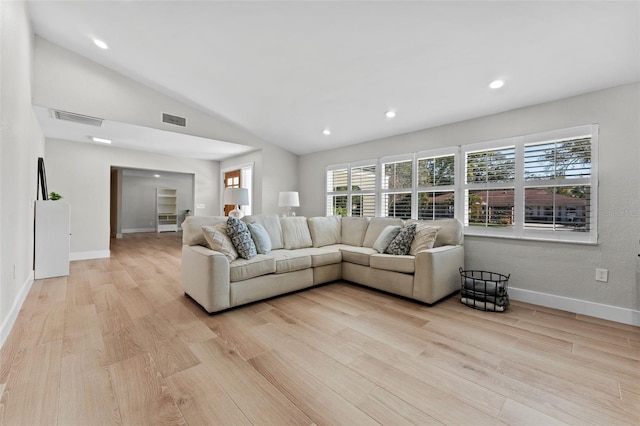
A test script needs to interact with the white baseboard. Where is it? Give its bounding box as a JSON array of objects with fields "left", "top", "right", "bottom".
[
  {"left": 70, "top": 250, "right": 110, "bottom": 261},
  {"left": 509, "top": 287, "right": 640, "bottom": 326},
  {"left": 0, "top": 271, "right": 34, "bottom": 350},
  {"left": 122, "top": 228, "right": 155, "bottom": 234}
]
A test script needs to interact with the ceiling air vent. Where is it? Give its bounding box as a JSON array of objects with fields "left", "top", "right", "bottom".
[
  {"left": 162, "top": 113, "right": 186, "bottom": 127},
  {"left": 52, "top": 110, "right": 103, "bottom": 127}
]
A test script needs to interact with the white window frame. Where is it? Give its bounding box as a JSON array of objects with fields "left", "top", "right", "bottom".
[
  {"left": 326, "top": 163, "right": 349, "bottom": 216},
  {"left": 416, "top": 147, "right": 459, "bottom": 221},
  {"left": 349, "top": 160, "right": 378, "bottom": 217},
  {"left": 326, "top": 161, "right": 378, "bottom": 217},
  {"left": 380, "top": 153, "right": 414, "bottom": 219},
  {"left": 461, "top": 125, "right": 598, "bottom": 244}
]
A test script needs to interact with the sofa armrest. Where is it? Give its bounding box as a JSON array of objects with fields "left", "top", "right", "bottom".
[
  {"left": 413, "top": 245, "right": 464, "bottom": 304},
  {"left": 181, "top": 245, "right": 231, "bottom": 313}
]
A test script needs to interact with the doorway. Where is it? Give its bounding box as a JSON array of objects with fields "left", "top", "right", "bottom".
[{"left": 223, "top": 169, "right": 241, "bottom": 216}]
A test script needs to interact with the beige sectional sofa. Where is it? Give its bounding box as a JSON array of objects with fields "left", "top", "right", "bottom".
[{"left": 181, "top": 214, "right": 464, "bottom": 313}]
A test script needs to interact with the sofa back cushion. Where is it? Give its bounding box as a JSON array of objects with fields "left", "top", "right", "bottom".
[
  {"left": 281, "top": 216, "right": 313, "bottom": 249},
  {"left": 341, "top": 217, "right": 370, "bottom": 247},
  {"left": 182, "top": 215, "right": 227, "bottom": 246},
  {"left": 307, "top": 216, "right": 341, "bottom": 247},
  {"left": 362, "top": 217, "right": 404, "bottom": 248},
  {"left": 406, "top": 218, "right": 463, "bottom": 247},
  {"left": 243, "top": 214, "right": 284, "bottom": 249}
]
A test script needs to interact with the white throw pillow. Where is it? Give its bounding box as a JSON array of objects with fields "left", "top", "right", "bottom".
[
  {"left": 409, "top": 224, "right": 441, "bottom": 254},
  {"left": 373, "top": 225, "right": 402, "bottom": 253},
  {"left": 202, "top": 224, "right": 238, "bottom": 262}
]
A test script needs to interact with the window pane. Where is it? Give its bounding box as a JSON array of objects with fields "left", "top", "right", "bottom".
[
  {"left": 525, "top": 138, "right": 591, "bottom": 181},
  {"left": 418, "top": 155, "right": 455, "bottom": 187},
  {"left": 328, "top": 195, "right": 348, "bottom": 217},
  {"left": 466, "top": 147, "right": 516, "bottom": 184},
  {"left": 468, "top": 189, "right": 515, "bottom": 227},
  {"left": 327, "top": 168, "right": 348, "bottom": 192},
  {"left": 351, "top": 165, "right": 376, "bottom": 191},
  {"left": 556, "top": 138, "right": 591, "bottom": 179},
  {"left": 525, "top": 186, "right": 590, "bottom": 231},
  {"left": 382, "top": 193, "right": 412, "bottom": 219},
  {"left": 382, "top": 160, "right": 412, "bottom": 190},
  {"left": 418, "top": 191, "right": 455, "bottom": 220},
  {"left": 352, "top": 194, "right": 376, "bottom": 217}
]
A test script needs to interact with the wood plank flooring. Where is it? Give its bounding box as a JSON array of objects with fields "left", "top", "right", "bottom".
[{"left": 1, "top": 231, "right": 638, "bottom": 425}]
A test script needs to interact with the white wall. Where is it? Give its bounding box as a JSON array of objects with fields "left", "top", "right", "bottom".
[
  {"left": 299, "top": 83, "right": 640, "bottom": 318},
  {"left": 221, "top": 146, "right": 299, "bottom": 215},
  {"left": 121, "top": 171, "right": 194, "bottom": 232},
  {"left": 45, "top": 139, "right": 218, "bottom": 258},
  {"left": 33, "top": 37, "right": 300, "bottom": 216},
  {"left": 0, "top": 0, "right": 46, "bottom": 346}
]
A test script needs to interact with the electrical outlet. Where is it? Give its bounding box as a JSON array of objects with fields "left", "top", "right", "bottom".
[{"left": 595, "top": 268, "right": 608, "bottom": 282}]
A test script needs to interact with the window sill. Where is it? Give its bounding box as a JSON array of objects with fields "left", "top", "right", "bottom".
[{"left": 464, "top": 228, "right": 598, "bottom": 245}]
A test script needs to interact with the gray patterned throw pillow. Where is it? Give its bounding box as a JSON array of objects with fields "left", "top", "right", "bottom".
[
  {"left": 385, "top": 223, "right": 417, "bottom": 255},
  {"left": 227, "top": 217, "right": 257, "bottom": 259}
]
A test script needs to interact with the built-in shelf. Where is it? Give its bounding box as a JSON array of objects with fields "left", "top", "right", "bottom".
[{"left": 156, "top": 188, "right": 178, "bottom": 232}]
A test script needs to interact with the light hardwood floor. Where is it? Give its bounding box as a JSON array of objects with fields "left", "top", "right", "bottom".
[{"left": 1, "top": 231, "right": 638, "bottom": 425}]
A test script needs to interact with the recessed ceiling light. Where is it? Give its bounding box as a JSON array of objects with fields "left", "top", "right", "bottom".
[
  {"left": 154, "top": 174, "right": 161, "bottom": 178},
  {"left": 93, "top": 38, "right": 109, "bottom": 49},
  {"left": 385, "top": 110, "right": 396, "bottom": 119},
  {"left": 323, "top": 129, "right": 331, "bottom": 136},
  {"left": 489, "top": 79, "right": 505, "bottom": 89},
  {"left": 91, "top": 136, "right": 111, "bottom": 144}
]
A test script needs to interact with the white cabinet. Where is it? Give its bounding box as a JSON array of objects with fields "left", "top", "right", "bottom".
[
  {"left": 34, "top": 200, "right": 70, "bottom": 279},
  {"left": 156, "top": 188, "right": 178, "bottom": 232}
]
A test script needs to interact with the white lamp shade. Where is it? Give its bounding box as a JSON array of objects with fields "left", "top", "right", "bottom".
[
  {"left": 278, "top": 191, "right": 299, "bottom": 207},
  {"left": 224, "top": 187, "right": 249, "bottom": 206}
]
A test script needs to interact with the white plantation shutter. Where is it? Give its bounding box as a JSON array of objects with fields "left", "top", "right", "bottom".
[
  {"left": 326, "top": 162, "right": 377, "bottom": 217},
  {"left": 523, "top": 136, "right": 592, "bottom": 233},
  {"left": 326, "top": 165, "right": 348, "bottom": 216},
  {"left": 462, "top": 125, "right": 597, "bottom": 243},
  {"left": 417, "top": 153, "right": 456, "bottom": 220},
  {"left": 381, "top": 155, "right": 413, "bottom": 219}
]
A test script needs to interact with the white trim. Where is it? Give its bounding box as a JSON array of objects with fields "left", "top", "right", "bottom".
[
  {"left": 509, "top": 287, "right": 640, "bottom": 326},
  {"left": 70, "top": 250, "right": 111, "bottom": 261},
  {"left": 0, "top": 271, "right": 34, "bottom": 350},
  {"left": 122, "top": 228, "right": 155, "bottom": 234}
]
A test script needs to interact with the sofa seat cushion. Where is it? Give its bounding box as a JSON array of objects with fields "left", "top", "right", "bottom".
[
  {"left": 270, "top": 250, "right": 312, "bottom": 273},
  {"left": 229, "top": 255, "right": 276, "bottom": 282},
  {"left": 339, "top": 246, "right": 378, "bottom": 266},
  {"left": 370, "top": 253, "right": 415, "bottom": 274},
  {"left": 296, "top": 247, "right": 342, "bottom": 267}
]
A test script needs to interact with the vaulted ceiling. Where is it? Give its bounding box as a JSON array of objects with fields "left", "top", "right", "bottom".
[{"left": 28, "top": 1, "right": 640, "bottom": 157}]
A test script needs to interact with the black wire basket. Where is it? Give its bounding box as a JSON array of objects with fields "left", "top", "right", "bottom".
[{"left": 459, "top": 267, "right": 510, "bottom": 312}]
